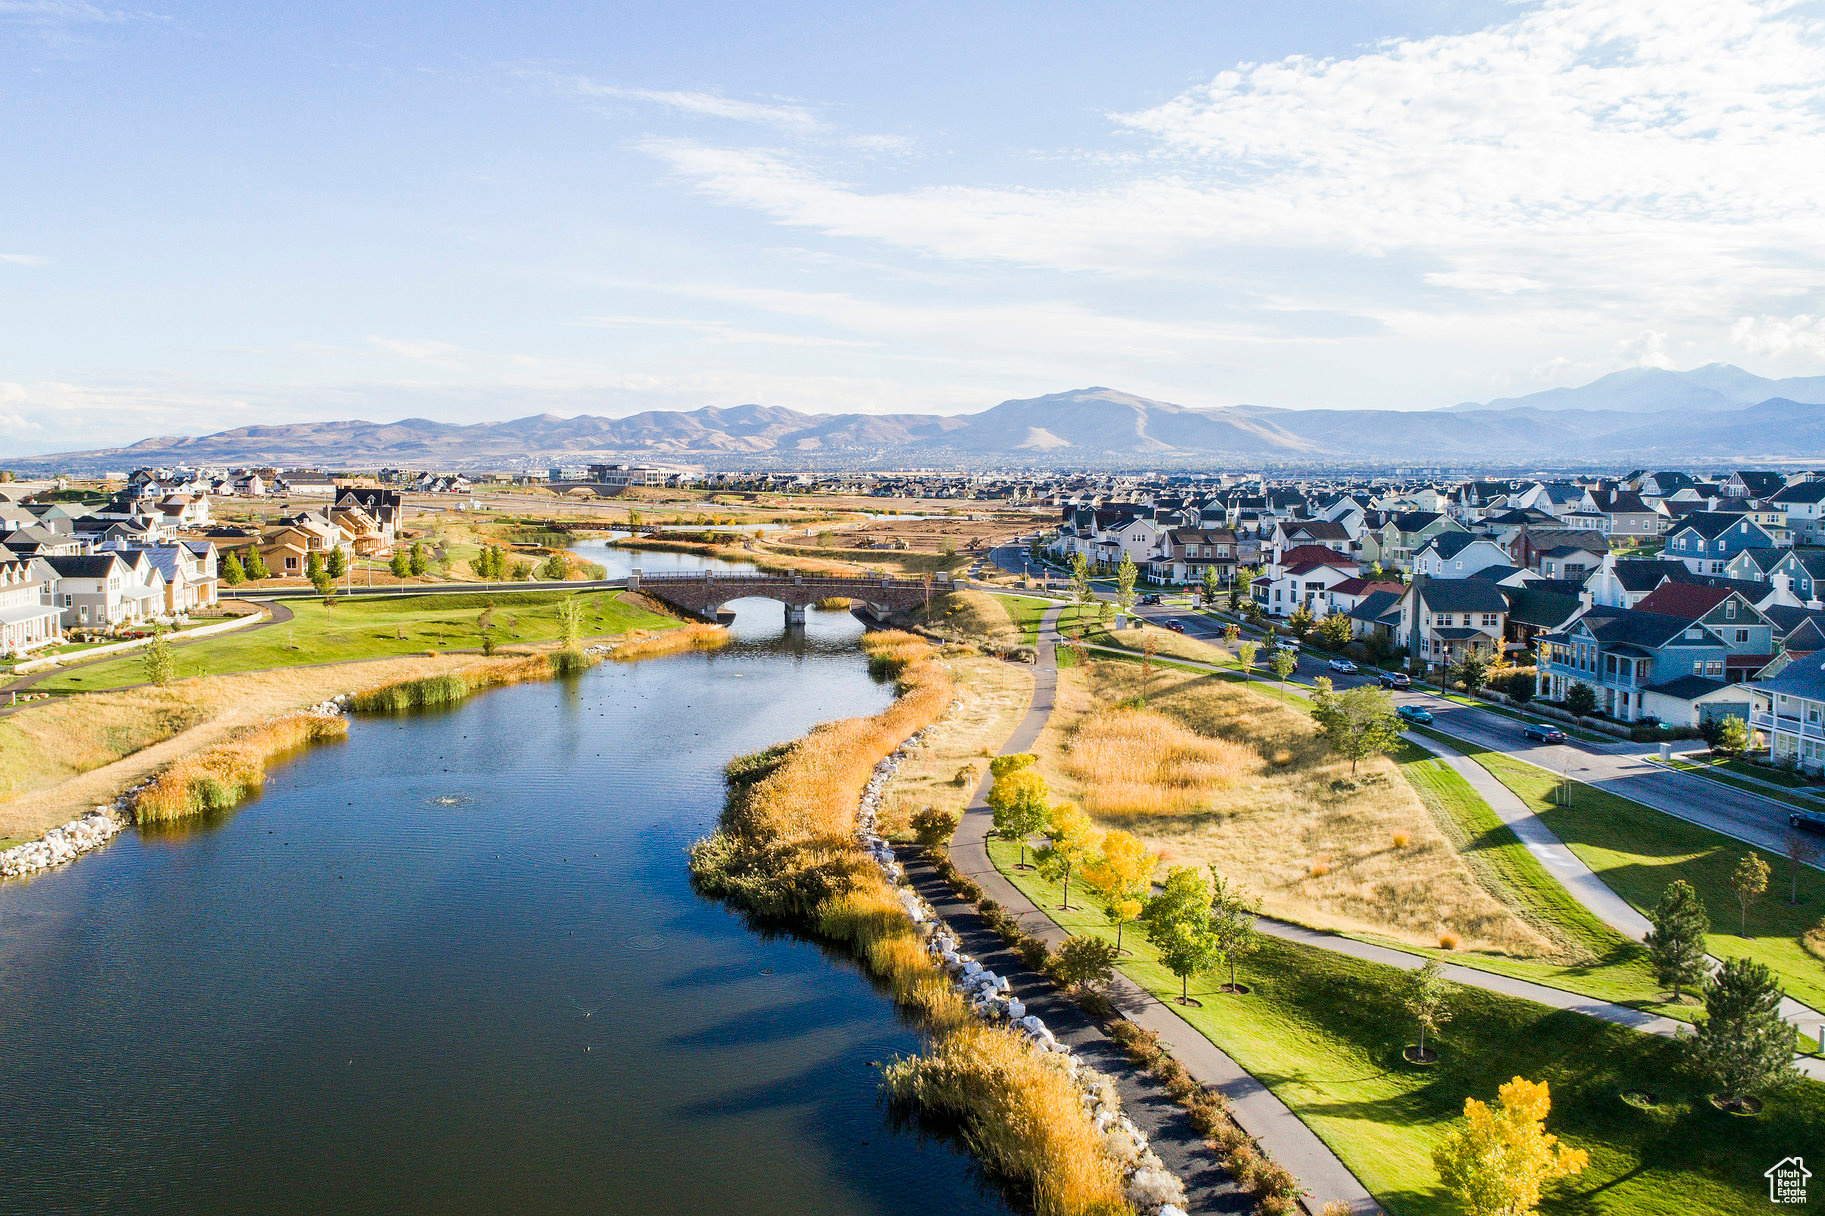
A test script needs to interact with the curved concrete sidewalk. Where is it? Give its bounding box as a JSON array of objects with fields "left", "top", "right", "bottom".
[{"left": 950, "top": 605, "right": 1384, "bottom": 1216}]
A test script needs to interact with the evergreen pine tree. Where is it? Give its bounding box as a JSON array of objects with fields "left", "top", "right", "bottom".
[
  {"left": 1688, "top": 957, "right": 1797, "bottom": 1110},
  {"left": 1644, "top": 879, "right": 1710, "bottom": 1001}
]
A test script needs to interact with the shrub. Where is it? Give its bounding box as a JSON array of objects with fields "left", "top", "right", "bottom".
[
  {"left": 1053, "top": 935, "right": 1118, "bottom": 994},
  {"left": 1438, "top": 931, "right": 1461, "bottom": 950},
  {"left": 136, "top": 713, "right": 348, "bottom": 822},
  {"left": 911, "top": 806, "right": 962, "bottom": 849}
]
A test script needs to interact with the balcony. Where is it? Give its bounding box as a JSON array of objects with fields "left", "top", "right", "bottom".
[{"left": 1751, "top": 711, "right": 1825, "bottom": 741}]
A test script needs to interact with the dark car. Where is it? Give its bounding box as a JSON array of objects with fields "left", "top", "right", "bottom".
[
  {"left": 1379, "top": 672, "right": 1412, "bottom": 689},
  {"left": 1790, "top": 811, "right": 1825, "bottom": 837},
  {"left": 1396, "top": 704, "right": 1433, "bottom": 725},
  {"left": 1139, "top": 593, "right": 1163, "bottom": 605},
  {"left": 1522, "top": 722, "right": 1568, "bottom": 744},
  {"left": 1165, "top": 619, "right": 1186, "bottom": 633}
]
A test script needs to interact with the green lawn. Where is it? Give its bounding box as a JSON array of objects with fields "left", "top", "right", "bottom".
[
  {"left": 1395, "top": 744, "right": 1700, "bottom": 1019},
  {"left": 986, "top": 836, "right": 1824, "bottom": 1216},
  {"left": 1463, "top": 746, "right": 1825, "bottom": 1015},
  {"left": 1664, "top": 755, "right": 1825, "bottom": 811},
  {"left": 37, "top": 590, "right": 678, "bottom": 691},
  {"left": 989, "top": 593, "right": 1101, "bottom": 643}
]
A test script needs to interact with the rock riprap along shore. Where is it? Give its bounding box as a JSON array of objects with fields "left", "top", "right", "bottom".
[{"left": 857, "top": 719, "right": 1190, "bottom": 1216}]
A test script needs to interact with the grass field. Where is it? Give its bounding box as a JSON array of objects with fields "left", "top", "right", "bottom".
[
  {"left": 37, "top": 591, "right": 677, "bottom": 692},
  {"left": 1460, "top": 744, "right": 1825, "bottom": 1014},
  {"left": 987, "top": 836, "right": 1825, "bottom": 1216},
  {"left": 1663, "top": 755, "right": 1825, "bottom": 810},
  {"left": 988, "top": 593, "right": 1101, "bottom": 642}
]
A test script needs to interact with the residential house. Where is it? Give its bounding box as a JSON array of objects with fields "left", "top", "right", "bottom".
[
  {"left": 1412, "top": 533, "right": 1512, "bottom": 579},
  {"left": 1632, "top": 582, "right": 1775, "bottom": 683},
  {"left": 1771, "top": 480, "right": 1825, "bottom": 546},
  {"left": 1371, "top": 511, "right": 1466, "bottom": 570},
  {"left": 1147, "top": 529, "right": 1236, "bottom": 585},
  {"left": 1585, "top": 490, "right": 1665, "bottom": 541},
  {"left": 1508, "top": 528, "right": 1608, "bottom": 577},
  {"left": 1270, "top": 519, "right": 1352, "bottom": 563},
  {"left": 1252, "top": 551, "right": 1362, "bottom": 618},
  {"left": 1663, "top": 512, "right": 1777, "bottom": 576},
  {"left": 0, "top": 556, "right": 61, "bottom": 656},
  {"left": 1396, "top": 578, "right": 1508, "bottom": 671},
  {"left": 45, "top": 553, "right": 160, "bottom": 630},
  {"left": 1536, "top": 607, "right": 1747, "bottom": 724},
  {"left": 1748, "top": 654, "right": 1825, "bottom": 772}
]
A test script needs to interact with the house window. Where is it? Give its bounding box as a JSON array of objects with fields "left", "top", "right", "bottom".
[
  {"left": 1693, "top": 660, "right": 1705, "bottom": 676},
  {"left": 1706, "top": 661, "right": 1724, "bottom": 677},
  {"left": 1736, "top": 629, "right": 1749, "bottom": 643},
  {"left": 1725, "top": 600, "right": 1737, "bottom": 619}
]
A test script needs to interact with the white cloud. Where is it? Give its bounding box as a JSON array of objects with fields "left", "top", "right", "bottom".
[
  {"left": 0, "top": 1, "right": 161, "bottom": 21},
  {"left": 1731, "top": 314, "right": 1825, "bottom": 359},
  {"left": 1617, "top": 330, "right": 1675, "bottom": 369},
  {"left": 562, "top": 79, "right": 822, "bottom": 134},
  {"left": 637, "top": 0, "right": 1825, "bottom": 328},
  {"left": 0, "top": 253, "right": 49, "bottom": 267}
]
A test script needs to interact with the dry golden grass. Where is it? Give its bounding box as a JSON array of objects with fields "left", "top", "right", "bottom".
[
  {"left": 1034, "top": 662, "right": 1552, "bottom": 956},
  {"left": 920, "top": 589, "right": 1020, "bottom": 648},
  {"left": 691, "top": 634, "right": 1131, "bottom": 1216},
  {"left": 609, "top": 622, "right": 729, "bottom": 662},
  {"left": 1062, "top": 705, "right": 1261, "bottom": 819},
  {"left": 135, "top": 712, "right": 349, "bottom": 822},
  {"left": 878, "top": 654, "right": 1033, "bottom": 838}
]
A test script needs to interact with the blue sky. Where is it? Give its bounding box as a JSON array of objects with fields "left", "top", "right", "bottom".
[{"left": 3, "top": 0, "right": 1824, "bottom": 453}]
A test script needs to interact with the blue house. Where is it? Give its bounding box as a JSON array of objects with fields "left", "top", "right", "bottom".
[
  {"left": 1536, "top": 606, "right": 1738, "bottom": 724},
  {"left": 1663, "top": 512, "right": 1777, "bottom": 576}
]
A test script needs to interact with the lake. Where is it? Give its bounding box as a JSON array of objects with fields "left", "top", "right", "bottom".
[{"left": 0, "top": 601, "right": 1010, "bottom": 1216}]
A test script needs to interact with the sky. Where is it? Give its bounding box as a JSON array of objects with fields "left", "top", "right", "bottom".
[{"left": 3, "top": 0, "right": 1825, "bottom": 454}]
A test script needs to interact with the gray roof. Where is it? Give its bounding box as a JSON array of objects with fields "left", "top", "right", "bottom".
[
  {"left": 1751, "top": 650, "right": 1825, "bottom": 700},
  {"left": 1415, "top": 579, "right": 1508, "bottom": 613}
]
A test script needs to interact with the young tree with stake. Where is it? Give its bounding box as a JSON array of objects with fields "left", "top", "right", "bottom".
[
  {"left": 1311, "top": 686, "right": 1404, "bottom": 776},
  {"left": 1142, "top": 865, "right": 1219, "bottom": 1006},
  {"left": 1082, "top": 828, "right": 1155, "bottom": 953},
  {"left": 1201, "top": 564, "right": 1220, "bottom": 607},
  {"left": 1035, "top": 803, "right": 1101, "bottom": 911},
  {"left": 1116, "top": 551, "right": 1138, "bottom": 623},
  {"left": 1270, "top": 646, "right": 1297, "bottom": 685},
  {"left": 1404, "top": 960, "right": 1454, "bottom": 1061},
  {"left": 1237, "top": 640, "right": 1258, "bottom": 681},
  {"left": 1206, "top": 869, "right": 1259, "bottom": 993},
  {"left": 1729, "top": 852, "right": 1769, "bottom": 936},
  {"left": 986, "top": 765, "right": 1050, "bottom": 869}
]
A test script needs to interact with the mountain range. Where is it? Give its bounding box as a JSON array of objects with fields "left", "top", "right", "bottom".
[{"left": 15, "top": 364, "right": 1825, "bottom": 471}]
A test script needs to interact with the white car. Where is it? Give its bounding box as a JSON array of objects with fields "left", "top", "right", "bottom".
[{"left": 1328, "top": 658, "right": 1357, "bottom": 673}]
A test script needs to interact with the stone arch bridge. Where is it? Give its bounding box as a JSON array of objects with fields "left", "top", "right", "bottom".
[{"left": 629, "top": 569, "right": 951, "bottom": 625}]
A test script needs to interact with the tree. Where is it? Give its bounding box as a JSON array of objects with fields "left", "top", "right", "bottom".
[
  {"left": 143, "top": 627, "right": 175, "bottom": 687},
  {"left": 1716, "top": 714, "right": 1749, "bottom": 755},
  {"left": 1786, "top": 830, "right": 1818, "bottom": 905},
  {"left": 1729, "top": 852, "right": 1769, "bottom": 936},
  {"left": 409, "top": 541, "right": 429, "bottom": 575},
  {"left": 1054, "top": 935, "right": 1119, "bottom": 995},
  {"left": 1082, "top": 827, "right": 1155, "bottom": 950},
  {"left": 1687, "top": 957, "right": 1798, "bottom": 1110},
  {"left": 305, "top": 550, "right": 324, "bottom": 584},
  {"left": 1237, "top": 640, "right": 1259, "bottom": 681},
  {"left": 1270, "top": 647, "right": 1297, "bottom": 685},
  {"left": 477, "top": 606, "right": 496, "bottom": 656},
  {"left": 326, "top": 547, "right": 348, "bottom": 579},
  {"left": 392, "top": 547, "right": 414, "bottom": 578},
  {"left": 1035, "top": 802, "right": 1102, "bottom": 911},
  {"left": 1643, "top": 880, "right": 1710, "bottom": 1001},
  {"left": 322, "top": 592, "right": 339, "bottom": 617},
  {"left": 539, "top": 551, "right": 571, "bottom": 581},
  {"left": 1404, "top": 960, "right": 1455, "bottom": 1059},
  {"left": 309, "top": 563, "right": 333, "bottom": 596},
  {"left": 1201, "top": 564, "right": 1221, "bottom": 607},
  {"left": 1287, "top": 603, "right": 1316, "bottom": 641},
  {"left": 509, "top": 559, "right": 535, "bottom": 581},
  {"left": 987, "top": 766, "right": 1051, "bottom": 868},
  {"left": 1143, "top": 865, "right": 1219, "bottom": 1005},
  {"left": 989, "top": 752, "right": 1036, "bottom": 779},
  {"left": 1453, "top": 652, "right": 1491, "bottom": 697},
  {"left": 911, "top": 806, "right": 962, "bottom": 849},
  {"left": 1116, "top": 551, "right": 1138, "bottom": 622},
  {"left": 557, "top": 598, "right": 585, "bottom": 652},
  {"left": 1070, "top": 552, "right": 1093, "bottom": 613},
  {"left": 1432, "top": 1077, "right": 1587, "bottom": 1216},
  {"left": 626, "top": 508, "right": 642, "bottom": 529},
  {"left": 1311, "top": 686, "right": 1404, "bottom": 776},
  {"left": 1563, "top": 681, "right": 1597, "bottom": 717},
  {"left": 1223, "top": 623, "right": 1240, "bottom": 645},
  {"left": 221, "top": 551, "right": 246, "bottom": 586},
  {"left": 1226, "top": 583, "right": 1243, "bottom": 613},
  {"left": 1206, "top": 869, "right": 1259, "bottom": 993},
  {"left": 1317, "top": 612, "right": 1352, "bottom": 650},
  {"left": 242, "top": 547, "right": 269, "bottom": 581}
]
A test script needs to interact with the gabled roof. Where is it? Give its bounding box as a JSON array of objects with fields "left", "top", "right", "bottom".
[
  {"left": 1773, "top": 480, "right": 1825, "bottom": 505},
  {"left": 1418, "top": 531, "right": 1495, "bottom": 561},
  {"left": 1633, "top": 582, "right": 1745, "bottom": 622},
  {"left": 1750, "top": 650, "right": 1825, "bottom": 700},
  {"left": 1389, "top": 510, "right": 1446, "bottom": 532},
  {"left": 1588, "top": 489, "right": 1653, "bottom": 514},
  {"left": 1731, "top": 471, "right": 1785, "bottom": 497},
  {"left": 1644, "top": 674, "right": 1733, "bottom": 700},
  {"left": 1279, "top": 543, "right": 1358, "bottom": 566},
  {"left": 1502, "top": 586, "right": 1583, "bottom": 630},
  {"left": 45, "top": 553, "right": 125, "bottom": 579},
  {"left": 1347, "top": 589, "right": 1403, "bottom": 623},
  {"left": 1573, "top": 607, "right": 1718, "bottom": 650},
  {"left": 1281, "top": 519, "right": 1349, "bottom": 540},
  {"left": 1761, "top": 604, "right": 1825, "bottom": 637},
  {"left": 1666, "top": 511, "right": 1754, "bottom": 540},
  {"left": 1415, "top": 579, "right": 1508, "bottom": 613},
  {"left": 1608, "top": 558, "right": 1685, "bottom": 592}
]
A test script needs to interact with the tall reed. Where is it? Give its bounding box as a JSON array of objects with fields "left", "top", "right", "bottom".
[
  {"left": 135, "top": 713, "right": 349, "bottom": 822},
  {"left": 610, "top": 623, "right": 730, "bottom": 663}
]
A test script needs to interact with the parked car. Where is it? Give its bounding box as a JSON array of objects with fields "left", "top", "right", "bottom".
[
  {"left": 1379, "top": 672, "right": 1412, "bottom": 689},
  {"left": 1278, "top": 637, "right": 1301, "bottom": 651},
  {"left": 1328, "top": 658, "right": 1357, "bottom": 673},
  {"left": 1790, "top": 811, "right": 1825, "bottom": 837},
  {"left": 1521, "top": 722, "right": 1568, "bottom": 744},
  {"left": 1396, "top": 704, "right": 1433, "bottom": 725},
  {"left": 1139, "top": 593, "right": 1162, "bottom": 605},
  {"left": 1165, "top": 619, "right": 1186, "bottom": 633}
]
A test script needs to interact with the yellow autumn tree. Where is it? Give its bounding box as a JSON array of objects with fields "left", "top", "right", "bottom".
[
  {"left": 1433, "top": 1076, "right": 1588, "bottom": 1216},
  {"left": 1082, "top": 828, "right": 1156, "bottom": 952}
]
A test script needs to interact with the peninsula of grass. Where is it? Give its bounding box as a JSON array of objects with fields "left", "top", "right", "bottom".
[
  {"left": 37, "top": 590, "right": 675, "bottom": 692},
  {"left": 986, "top": 836, "right": 1825, "bottom": 1216},
  {"left": 1458, "top": 742, "right": 1825, "bottom": 1014},
  {"left": 989, "top": 593, "right": 1096, "bottom": 642}
]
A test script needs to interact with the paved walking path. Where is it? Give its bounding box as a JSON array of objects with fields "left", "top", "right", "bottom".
[{"left": 949, "top": 606, "right": 1384, "bottom": 1216}]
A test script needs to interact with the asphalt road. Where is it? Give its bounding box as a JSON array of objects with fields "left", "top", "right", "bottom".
[{"left": 976, "top": 543, "right": 1812, "bottom": 859}]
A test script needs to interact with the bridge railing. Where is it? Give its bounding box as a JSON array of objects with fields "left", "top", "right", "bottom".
[{"left": 634, "top": 571, "right": 950, "bottom": 590}]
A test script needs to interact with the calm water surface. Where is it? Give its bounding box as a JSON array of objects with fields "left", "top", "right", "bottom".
[
  {"left": 0, "top": 602, "right": 1010, "bottom": 1216},
  {"left": 570, "top": 535, "right": 759, "bottom": 580}
]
